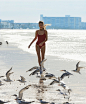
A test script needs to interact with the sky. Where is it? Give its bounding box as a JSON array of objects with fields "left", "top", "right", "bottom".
[{"left": 0, "top": 0, "right": 86, "bottom": 23}]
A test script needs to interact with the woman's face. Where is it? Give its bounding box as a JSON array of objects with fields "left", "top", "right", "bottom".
[{"left": 39, "top": 23, "right": 44, "bottom": 29}]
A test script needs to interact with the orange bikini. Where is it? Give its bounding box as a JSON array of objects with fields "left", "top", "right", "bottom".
[{"left": 36, "top": 31, "right": 46, "bottom": 49}]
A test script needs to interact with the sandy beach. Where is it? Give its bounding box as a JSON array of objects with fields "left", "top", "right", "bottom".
[{"left": 0, "top": 35, "right": 86, "bottom": 104}]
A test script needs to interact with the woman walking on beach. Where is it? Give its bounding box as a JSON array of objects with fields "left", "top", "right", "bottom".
[{"left": 28, "top": 21, "right": 48, "bottom": 66}]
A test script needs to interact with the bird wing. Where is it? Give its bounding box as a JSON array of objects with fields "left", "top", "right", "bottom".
[
  {"left": 40, "top": 59, "right": 47, "bottom": 66},
  {"left": 19, "top": 85, "right": 31, "bottom": 99},
  {"left": 26, "top": 66, "right": 39, "bottom": 72},
  {"left": 6, "top": 67, "right": 12, "bottom": 76},
  {"left": 29, "top": 69, "right": 39, "bottom": 76},
  {"left": 76, "top": 61, "right": 80, "bottom": 68},
  {"left": 50, "top": 79, "right": 59, "bottom": 85},
  {"left": 60, "top": 73, "right": 68, "bottom": 80},
  {"left": 50, "top": 80, "right": 56, "bottom": 85}
]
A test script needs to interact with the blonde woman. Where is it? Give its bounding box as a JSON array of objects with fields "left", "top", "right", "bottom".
[{"left": 28, "top": 21, "right": 48, "bottom": 66}]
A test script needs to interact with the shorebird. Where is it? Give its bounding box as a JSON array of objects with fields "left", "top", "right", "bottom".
[
  {"left": 26, "top": 59, "right": 47, "bottom": 77},
  {"left": 12, "top": 85, "right": 31, "bottom": 100},
  {"left": 0, "top": 42, "right": 2, "bottom": 45},
  {"left": 72, "top": 61, "right": 86, "bottom": 74},
  {"left": 0, "top": 100, "right": 10, "bottom": 104},
  {"left": 17, "top": 76, "right": 26, "bottom": 85},
  {"left": 39, "top": 59, "right": 47, "bottom": 81},
  {"left": 6, "top": 41, "right": 8, "bottom": 44},
  {"left": 26, "top": 59, "right": 47, "bottom": 73},
  {"left": 59, "top": 70, "right": 73, "bottom": 80},
  {"left": 45, "top": 73, "right": 56, "bottom": 79},
  {"left": 29, "top": 68, "right": 40, "bottom": 76},
  {"left": 4, "top": 67, "right": 14, "bottom": 82},
  {"left": 56, "top": 89, "right": 68, "bottom": 98},
  {"left": 60, "top": 70, "right": 72, "bottom": 74}
]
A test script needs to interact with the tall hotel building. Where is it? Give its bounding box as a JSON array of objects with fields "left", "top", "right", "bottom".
[{"left": 40, "top": 14, "right": 81, "bottom": 29}]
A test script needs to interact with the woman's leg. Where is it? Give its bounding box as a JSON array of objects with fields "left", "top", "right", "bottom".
[
  {"left": 41, "top": 45, "right": 45, "bottom": 62},
  {"left": 36, "top": 44, "right": 41, "bottom": 66}
]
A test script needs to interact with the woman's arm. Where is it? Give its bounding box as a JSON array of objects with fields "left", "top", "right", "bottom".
[
  {"left": 28, "top": 30, "right": 38, "bottom": 48},
  {"left": 39, "top": 30, "right": 48, "bottom": 46}
]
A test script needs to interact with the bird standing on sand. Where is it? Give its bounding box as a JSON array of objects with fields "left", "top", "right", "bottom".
[{"left": 72, "top": 61, "right": 86, "bottom": 74}]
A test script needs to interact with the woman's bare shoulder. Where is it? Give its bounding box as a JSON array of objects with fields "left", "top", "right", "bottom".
[
  {"left": 44, "top": 30, "right": 48, "bottom": 34},
  {"left": 35, "top": 30, "right": 39, "bottom": 34}
]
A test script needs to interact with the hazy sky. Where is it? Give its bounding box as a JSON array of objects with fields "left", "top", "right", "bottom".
[{"left": 0, "top": 0, "right": 86, "bottom": 23}]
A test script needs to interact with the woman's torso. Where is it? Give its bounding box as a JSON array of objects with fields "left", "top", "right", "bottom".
[{"left": 36, "top": 30, "right": 46, "bottom": 45}]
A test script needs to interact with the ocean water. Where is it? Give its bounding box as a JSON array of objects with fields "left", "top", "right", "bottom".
[
  {"left": 0, "top": 29, "right": 86, "bottom": 104},
  {"left": 0, "top": 29, "right": 86, "bottom": 62}
]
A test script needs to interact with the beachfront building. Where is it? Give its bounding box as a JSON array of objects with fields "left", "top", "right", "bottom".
[
  {"left": 81, "top": 22, "right": 86, "bottom": 29},
  {"left": 13, "top": 23, "right": 39, "bottom": 29},
  {"left": 0, "top": 19, "right": 39, "bottom": 29},
  {"left": 0, "top": 19, "right": 14, "bottom": 29},
  {"left": 40, "top": 14, "right": 86, "bottom": 29}
]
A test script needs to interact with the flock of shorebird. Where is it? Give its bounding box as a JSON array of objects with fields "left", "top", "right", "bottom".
[
  {"left": 0, "top": 41, "right": 86, "bottom": 104},
  {"left": 0, "top": 56, "right": 86, "bottom": 104}
]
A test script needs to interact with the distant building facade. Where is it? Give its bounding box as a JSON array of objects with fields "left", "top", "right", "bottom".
[
  {"left": 0, "top": 19, "right": 39, "bottom": 29},
  {"left": 0, "top": 15, "right": 86, "bottom": 29},
  {"left": 0, "top": 19, "right": 14, "bottom": 29},
  {"left": 40, "top": 14, "right": 86, "bottom": 29},
  {"left": 13, "top": 23, "right": 39, "bottom": 29}
]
